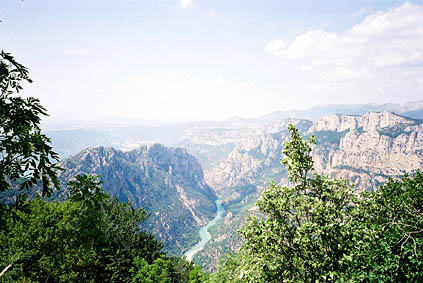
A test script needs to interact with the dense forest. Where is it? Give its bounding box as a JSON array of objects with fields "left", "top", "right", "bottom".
[{"left": 1, "top": 51, "right": 423, "bottom": 282}]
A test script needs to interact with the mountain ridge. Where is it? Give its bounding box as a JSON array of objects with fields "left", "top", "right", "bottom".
[{"left": 57, "top": 143, "right": 218, "bottom": 256}]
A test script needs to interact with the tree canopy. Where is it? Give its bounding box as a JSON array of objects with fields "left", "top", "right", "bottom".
[{"left": 0, "top": 173, "right": 211, "bottom": 282}]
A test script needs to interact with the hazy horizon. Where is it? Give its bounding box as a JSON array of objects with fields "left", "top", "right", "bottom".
[
  {"left": 2, "top": 0, "right": 423, "bottom": 125},
  {"left": 41, "top": 99, "right": 423, "bottom": 131}
]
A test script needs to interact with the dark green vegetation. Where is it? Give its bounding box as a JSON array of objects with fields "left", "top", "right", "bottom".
[
  {"left": 0, "top": 174, "right": 208, "bottom": 282},
  {"left": 211, "top": 125, "right": 423, "bottom": 282},
  {"left": 0, "top": 51, "right": 61, "bottom": 197}
]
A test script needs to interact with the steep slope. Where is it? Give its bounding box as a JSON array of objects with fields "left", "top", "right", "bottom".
[
  {"left": 58, "top": 144, "right": 217, "bottom": 255},
  {"left": 205, "top": 119, "right": 312, "bottom": 200}
]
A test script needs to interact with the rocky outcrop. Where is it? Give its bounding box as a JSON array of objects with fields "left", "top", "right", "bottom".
[
  {"left": 180, "top": 128, "right": 256, "bottom": 172},
  {"left": 58, "top": 144, "right": 217, "bottom": 255},
  {"left": 205, "top": 120, "right": 312, "bottom": 196},
  {"left": 310, "top": 112, "right": 423, "bottom": 191}
]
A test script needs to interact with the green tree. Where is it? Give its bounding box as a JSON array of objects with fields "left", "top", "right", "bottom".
[
  {"left": 344, "top": 172, "right": 423, "bottom": 281},
  {"left": 224, "top": 124, "right": 357, "bottom": 282},
  {"left": 101, "top": 194, "right": 163, "bottom": 282},
  {"left": 206, "top": 255, "right": 241, "bottom": 283},
  {"left": 0, "top": 174, "right": 164, "bottom": 282},
  {"left": 131, "top": 256, "right": 172, "bottom": 283},
  {"left": 130, "top": 255, "right": 209, "bottom": 283},
  {"left": 0, "top": 51, "right": 63, "bottom": 280},
  {"left": 0, "top": 197, "right": 100, "bottom": 282},
  {"left": 0, "top": 51, "right": 61, "bottom": 196},
  {"left": 188, "top": 265, "right": 209, "bottom": 283}
]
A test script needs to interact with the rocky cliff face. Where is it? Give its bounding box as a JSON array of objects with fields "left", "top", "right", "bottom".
[
  {"left": 205, "top": 120, "right": 312, "bottom": 198},
  {"left": 310, "top": 112, "right": 423, "bottom": 191},
  {"left": 58, "top": 144, "right": 217, "bottom": 255},
  {"left": 180, "top": 128, "right": 257, "bottom": 172},
  {"left": 207, "top": 112, "right": 423, "bottom": 195}
]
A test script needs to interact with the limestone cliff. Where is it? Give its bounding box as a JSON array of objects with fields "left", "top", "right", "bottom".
[
  {"left": 207, "top": 112, "right": 423, "bottom": 195},
  {"left": 310, "top": 112, "right": 423, "bottom": 191},
  {"left": 205, "top": 120, "right": 312, "bottom": 198}
]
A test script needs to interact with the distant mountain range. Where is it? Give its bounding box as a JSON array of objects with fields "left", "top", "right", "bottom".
[
  {"left": 227, "top": 100, "right": 423, "bottom": 126},
  {"left": 47, "top": 101, "right": 423, "bottom": 159}
]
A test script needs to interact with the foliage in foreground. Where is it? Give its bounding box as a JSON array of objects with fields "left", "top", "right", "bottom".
[
  {"left": 1, "top": 50, "right": 62, "bottom": 246},
  {"left": 214, "top": 124, "right": 423, "bottom": 282},
  {"left": 0, "top": 51, "right": 61, "bottom": 197},
  {"left": 0, "top": 175, "right": 208, "bottom": 282}
]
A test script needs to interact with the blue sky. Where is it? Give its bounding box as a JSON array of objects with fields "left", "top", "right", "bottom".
[{"left": 2, "top": 0, "right": 423, "bottom": 126}]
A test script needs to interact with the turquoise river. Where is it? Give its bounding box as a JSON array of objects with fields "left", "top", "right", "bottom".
[{"left": 184, "top": 200, "right": 224, "bottom": 261}]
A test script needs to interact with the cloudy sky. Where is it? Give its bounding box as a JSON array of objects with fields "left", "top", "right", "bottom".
[{"left": 2, "top": 0, "right": 423, "bottom": 126}]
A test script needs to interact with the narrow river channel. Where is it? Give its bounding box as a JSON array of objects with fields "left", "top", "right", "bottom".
[{"left": 184, "top": 200, "right": 224, "bottom": 261}]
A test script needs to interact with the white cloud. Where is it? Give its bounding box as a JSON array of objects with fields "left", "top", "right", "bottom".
[
  {"left": 264, "top": 39, "right": 287, "bottom": 56},
  {"left": 265, "top": 3, "right": 423, "bottom": 97},
  {"left": 180, "top": 0, "right": 194, "bottom": 9}
]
